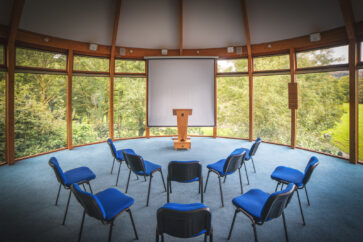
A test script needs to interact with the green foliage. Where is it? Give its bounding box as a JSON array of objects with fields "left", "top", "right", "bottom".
[
  {"left": 217, "top": 59, "right": 248, "bottom": 72},
  {"left": 254, "top": 54, "right": 289, "bottom": 71},
  {"left": 115, "top": 60, "right": 145, "bottom": 73},
  {"left": 297, "top": 46, "right": 348, "bottom": 68},
  {"left": 73, "top": 56, "right": 109, "bottom": 72},
  {"left": 0, "top": 45, "right": 4, "bottom": 65},
  {"left": 16, "top": 48, "right": 66, "bottom": 69}
]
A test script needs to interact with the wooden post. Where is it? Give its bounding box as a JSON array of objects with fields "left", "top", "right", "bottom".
[
  {"left": 5, "top": 0, "right": 25, "bottom": 165},
  {"left": 179, "top": 0, "right": 183, "bottom": 56},
  {"left": 67, "top": 49, "right": 73, "bottom": 150},
  {"left": 289, "top": 48, "right": 297, "bottom": 148},
  {"left": 241, "top": 0, "right": 253, "bottom": 141},
  {"left": 213, "top": 59, "right": 217, "bottom": 138},
  {"left": 145, "top": 60, "right": 150, "bottom": 138}
]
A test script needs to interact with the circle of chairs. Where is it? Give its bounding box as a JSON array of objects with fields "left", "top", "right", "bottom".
[{"left": 48, "top": 138, "right": 319, "bottom": 242}]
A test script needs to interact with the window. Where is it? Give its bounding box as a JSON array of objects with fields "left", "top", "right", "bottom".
[
  {"left": 14, "top": 73, "right": 67, "bottom": 158},
  {"left": 114, "top": 77, "right": 146, "bottom": 138},
  {"left": 150, "top": 127, "right": 177, "bottom": 136},
  {"left": 73, "top": 55, "right": 109, "bottom": 72},
  {"left": 217, "top": 77, "right": 249, "bottom": 138},
  {"left": 0, "top": 72, "right": 5, "bottom": 162},
  {"left": 359, "top": 70, "right": 363, "bottom": 162},
  {"left": 188, "top": 127, "right": 214, "bottom": 136},
  {"left": 253, "top": 54, "right": 289, "bottom": 71},
  {"left": 254, "top": 75, "right": 290, "bottom": 145},
  {"left": 115, "top": 60, "right": 145, "bottom": 73},
  {"left": 297, "top": 71, "right": 349, "bottom": 157},
  {"left": 0, "top": 45, "right": 4, "bottom": 65},
  {"left": 72, "top": 76, "right": 109, "bottom": 145},
  {"left": 297, "top": 45, "right": 348, "bottom": 68},
  {"left": 16, "top": 47, "right": 66, "bottom": 70},
  {"left": 361, "top": 42, "right": 363, "bottom": 62},
  {"left": 217, "top": 59, "right": 248, "bottom": 73}
]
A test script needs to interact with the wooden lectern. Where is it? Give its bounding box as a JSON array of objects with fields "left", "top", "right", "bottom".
[{"left": 173, "top": 109, "right": 192, "bottom": 149}]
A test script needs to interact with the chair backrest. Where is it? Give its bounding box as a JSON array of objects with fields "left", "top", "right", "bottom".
[
  {"left": 302, "top": 156, "right": 319, "bottom": 185},
  {"left": 249, "top": 137, "right": 262, "bottom": 157},
  {"left": 261, "top": 183, "right": 296, "bottom": 222},
  {"left": 223, "top": 152, "right": 246, "bottom": 175},
  {"left": 107, "top": 138, "right": 118, "bottom": 159},
  {"left": 48, "top": 157, "right": 66, "bottom": 185},
  {"left": 123, "top": 152, "right": 145, "bottom": 174},
  {"left": 71, "top": 183, "right": 106, "bottom": 221},
  {"left": 157, "top": 204, "right": 212, "bottom": 238},
  {"left": 168, "top": 161, "right": 201, "bottom": 182}
]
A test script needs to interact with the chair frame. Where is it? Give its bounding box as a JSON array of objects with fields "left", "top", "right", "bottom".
[
  {"left": 204, "top": 152, "right": 246, "bottom": 207},
  {"left": 49, "top": 159, "right": 94, "bottom": 225},
  {"left": 228, "top": 184, "right": 296, "bottom": 242},
  {"left": 247, "top": 138, "right": 262, "bottom": 173},
  {"left": 167, "top": 161, "right": 203, "bottom": 203},
  {"left": 156, "top": 206, "right": 213, "bottom": 242},
  {"left": 123, "top": 152, "right": 167, "bottom": 206}
]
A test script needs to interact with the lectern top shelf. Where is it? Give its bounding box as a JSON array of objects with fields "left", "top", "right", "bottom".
[{"left": 173, "top": 109, "right": 192, "bottom": 116}]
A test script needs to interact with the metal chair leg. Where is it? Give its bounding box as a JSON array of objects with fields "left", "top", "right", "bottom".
[
  {"left": 282, "top": 211, "right": 289, "bottom": 242},
  {"left": 223, "top": 176, "right": 227, "bottom": 183},
  {"left": 128, "top": 209, "right": 139, "bottom": 240},
  {"left": 78, "top": 210, "right": 86, "bottom": 242},
  {"left": 167, "top": 180, "right": 170, "bottom": 203},
  {"left": 62, "top": 189, "right": 72, "bottom": 225},
  {"left": 111, "top": 158, "right": 115, "bottom": 174},
  {"left": 218, "top": 176, "right": 224, "bottom": 207},
  {"left": 204, "top": 233, "right": 207, "bottom": 242},
  {"left": 55, "top": 184, "right": 61, "bottom": 205},
  {"left": 210, "top": 228, "right": 213, "bottom": 242},
  {"left": 251, "top": 157, "right": 256, "bottom": 173},
  {"left": 244, "top": 162, "right": 250, "bottom": 185},
  {"left": 125, "top": 169, "right": 132, "bottom": 193},
  {"left": 108, "top": 220, "right": 114, "bottom": 242},
  {"left": 156, "top": 229, "right": 160, "bottom": 242},
  {"left": 275, "top": 182, "right": 280, "bottom": 192},
  {"left": 147, "top": 175, "right": 153, "bottom": 206},
  {"left": 296, "top": 189, "right": 306, "bottom": 225},
  {"left": 238, "top": 168, "right": 243, "bottom": 194},
  {"left": 252, "top": 222, "right": 258, "bottom": 242},
  {"left": 228, "top": 209, "right": 238, "bottom": 240},
  {"left": 82, "top": 184, "right": 87, "bottom": 191},
  {"left": 115, "top": 161, "right": 122, "bottom": 186},
  {"left": 304, "top": 187, "right": 311, "bottom": 206},
  {"left": 161, "top": 234, "right": 165, "bottom": 242},
  {"left": 204, "top": 170, "right": 211, "bottom": 193},
  {"left": 87, "top": 182, "right": 93, "bottom": 194},
  {"left": 200, "top": 177, "right": 204, "bottom": 203},
  {"left": 160, "top": 170, "right": 167, "bottom": 192},
  {"left": 170, "top": 180, "right": 172, "bottom": 193}
]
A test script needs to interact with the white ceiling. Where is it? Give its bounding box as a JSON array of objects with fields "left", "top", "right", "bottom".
[{"left": 0, "top": 0, "right": 361, "bottom": 48}]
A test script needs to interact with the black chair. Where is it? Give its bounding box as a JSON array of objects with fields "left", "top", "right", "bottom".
[
  {"left": 48, "top": 157, "right": 96, "bottom": 225},
  {"left": 230, "top": 137, "right": 262, "bottom": 173},
  {"left": 167, "top": 160, "right": 203, "bottom": 203},
  {"left": 71, "top": 183, "right": 138, "bottom": 242},
  {"left": 123, "top": 152, "right": 167, "bottom": 206},
  {"left": 204, "top": 151, "right": 246, "bottom": 207},
  {"left": 156, "top": 203, "right": 213, "bottom": 242},
  {"left": 270, "top": 156, "right": 319, "bottom": 225},
  {"left": 228, "top": 183, "right": 296, "bottom": 242},
  {"left": 107, "top": 138, "right": 137, "bottom": 186}
]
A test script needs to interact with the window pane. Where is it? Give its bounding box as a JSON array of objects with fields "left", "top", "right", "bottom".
[
  {"left": 150, "top": 127, "right": 177, "bottom": 136},
  {"left": 254, "top": 75, "right": 290, "bottom": 144},
  {"left": 115, "top": 60, "right": 145, "bottom": 73},
  {"left": 217, "top": 77, "right": 249, "bottom": 138},
  {"left": 188, "top": 127, "right": 214, "bottom": 136},
  {"left": 217, "top": 59, "right": 248, "bottom": 73},
  {"left": 359, "top": 70, "right": 363, "bottom": 162},
  {"left": 0, "top": 45, "right": 4, "bottom": 65},
  {"left": 114, "top": 77, "right": 146, "bottom": 138},
  {"left": 0, "top": 72, "right": 5, "bottom": 162},
  {"left": 14, "top": 73, "right": 67, "bottom": 158},
  {"left": 73, "top": 56, "right": 109, "bottom": 72},
  {"left": 254, "top": 55, "right": 289, "bottom": 71},
  {"left": 72, "top": 76, "right": 109, "bottom": 145},
  {"left": 297, "top": 45, "right": 348, "bottom": 68},
  {"left": 361, "top": 42, "right": 363, "bottom": 62},
  {"left": 297, "top": 71, "right": 349, "bottom": 157},
  {"left": 16, "top": 48, "right": 67, "bottom": 69}
]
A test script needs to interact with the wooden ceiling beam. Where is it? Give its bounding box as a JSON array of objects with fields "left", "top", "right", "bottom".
[
  {"left": 179, "top": 0, "right": 183, "bottom": 55},
  {"left": 338, "top": 0, "right": 356, "bottom": 41}
]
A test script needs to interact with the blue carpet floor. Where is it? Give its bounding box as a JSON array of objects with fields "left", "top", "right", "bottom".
[{"left": 0, "top": 137, "right": 362, "bottom": 242}]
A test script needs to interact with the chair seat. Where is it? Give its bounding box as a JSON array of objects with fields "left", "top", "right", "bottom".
[
  {"left": 64, "top": 167, "right": 96, "bottom": 186},
  {"left": 232, "top": 189, "right": 270, "bottom": 222},
  {"left": 230, "top": 148, "right": 251, "bottom": 160},
  {"left": 207, "top": 159, "right": 233, "bottom": 176},
  {"left": 96, "top": 188, "right": 134, "bottom": 221},
  {"left": 136, "top": 160, "right": 161, "bottom": 176},
  {"left": 271, "top": 166, "right": 304, "bottom": 187},
  {"left": 116, "top": 148, "right": 136, "bottom": 161}
]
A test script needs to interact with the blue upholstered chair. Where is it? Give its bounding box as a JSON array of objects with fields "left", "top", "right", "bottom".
[
  {"left": 167, "top": 161, "right": 203, "bottom": 203},
  {"left": 107, "top": 138, "right": 137, "bottom": 186},
  {"left": 123, "top": 152, "right": 167, "bottom": 206},
  {"left": 228, "top": 183, "right": 296, "bottom": 242},
  {"left": 270, "top": 156, "right": 319, "bottom": 225},
  {"left": 204, "top": 152, "right": 246, "bottom": 207},
  {"left": 230, "top": 137, "right": 262, "bottom": 174},
  {"left": 156, "top": 203, "right": 213, "bottom": 242},
  {"left": 71, "top": 184, "right": 138, "bottom": 242},
  {"left": 48, "top": 157, "right": 96, "bottom": 225}
]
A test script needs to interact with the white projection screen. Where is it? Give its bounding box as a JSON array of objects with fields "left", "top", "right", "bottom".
[{"left": 148, "top": 58, "right": 215, "bottom": 127}]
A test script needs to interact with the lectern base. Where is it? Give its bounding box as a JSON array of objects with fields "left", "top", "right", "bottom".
[{"left": 174, "top": 140, "right": 191, "bottom": 149}]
